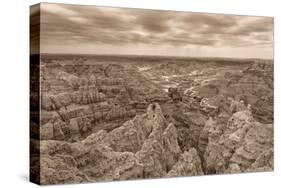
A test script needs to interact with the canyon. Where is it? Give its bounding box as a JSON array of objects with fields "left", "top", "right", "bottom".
[{"left": 30, "top": 55, "right": 273, "bottom": 184}]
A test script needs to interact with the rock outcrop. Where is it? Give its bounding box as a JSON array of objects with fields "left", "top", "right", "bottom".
[
  {"left": 37, "top": 56, "right": 273, "bottom": 185},
  {"left": 40, "top": 61, "right": 169, "bottom": 142},
  {"left": 167, "top": 148, "right": 204, "bottom": 177},
  {"left": 202, "top": 109, "right": 273, "bottom": 174},
  {"left": 39, "top": 103, "right": 194, "bottom": 184}
]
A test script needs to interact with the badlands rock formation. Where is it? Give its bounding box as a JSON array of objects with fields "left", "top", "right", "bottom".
[
  {"left": 33, "top": 56, "right": 273, "bottom": 184},
  {"left": 202, "top": 110, "right": 273, "bottom": 174},
  {"left": 36, "top": 103, "right": 204, "bottom": 184},
  {"left": 36, "top": 100, "right": 272, "bottom": 184},
  {"left": 39, "top": 60, "right": 167, "bottom": 142}
]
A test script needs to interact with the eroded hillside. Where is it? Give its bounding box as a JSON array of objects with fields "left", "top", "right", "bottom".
[{"left": 31, "top": 55, "right": 273, "bottom": 184}]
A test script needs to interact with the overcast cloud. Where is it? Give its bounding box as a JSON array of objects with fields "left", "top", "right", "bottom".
[{"left": 39, "top": 3, "right": 273, "bottom": 59}]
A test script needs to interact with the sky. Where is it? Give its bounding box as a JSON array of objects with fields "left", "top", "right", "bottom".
[{"left": 38, "top": 3, "right": 274, "bottom": 59}]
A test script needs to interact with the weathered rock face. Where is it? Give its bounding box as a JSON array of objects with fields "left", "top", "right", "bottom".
[
  {"left": 182, "top": 61, "right": 274, "bottom": 124},
  {"left": 202, "top": 110, "right": 273, "bottom": 174},
  {"left": 37, "top": 56, "right": 273, "bottom": 185},
  {"left": 135, "top": 109, "right": 181, "bottom": 178},
  {"left": 41, "top": 87, "right": 106, "bottom": 111},
  {"left": 161, "top": 101, "right": 207, "bottom": 152},
  {"left": 40, "top": 60, "right": 169, "bottom": 142},
  {"left": 168, "top": 87, "right": 182, "bottom": 102},
  {"left": 39, "top": 103, "right": 188, "bottom": 184},
  {"left": 198, "top": 117, "right": 216, "bottom": 157},
  {"left": 167, "top": 148, "right": 204, "bottom": 177},
  {"left": 247, "top": 148, "right": 273, "bottom": 172}
]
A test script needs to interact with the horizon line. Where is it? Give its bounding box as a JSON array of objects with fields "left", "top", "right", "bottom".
[{"left": 36, "top": 53, "right": 273, "bottom": 61}]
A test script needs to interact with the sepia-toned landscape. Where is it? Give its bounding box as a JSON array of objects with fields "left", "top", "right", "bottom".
[{"left": 30, "top": 3, "right": 274, "bottom": 185}]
